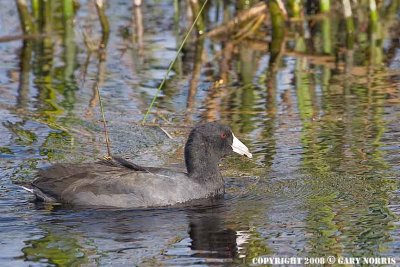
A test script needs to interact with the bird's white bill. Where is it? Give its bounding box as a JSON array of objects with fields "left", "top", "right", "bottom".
[{"left": 231, "top": 133, "right": 252, "bottom": 158}]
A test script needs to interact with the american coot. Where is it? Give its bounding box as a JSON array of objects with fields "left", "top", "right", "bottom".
[{"left": 22, "top": 122, "right": 252, "bottom": 208}]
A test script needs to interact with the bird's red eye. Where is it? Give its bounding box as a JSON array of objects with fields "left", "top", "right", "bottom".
[{"left": 220, "top": 132, "right": 227, "bottom": 139}]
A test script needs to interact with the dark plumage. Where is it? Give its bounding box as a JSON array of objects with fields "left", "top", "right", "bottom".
[{"left": 24, "top": 122, "right": 252, "bottom": 208}]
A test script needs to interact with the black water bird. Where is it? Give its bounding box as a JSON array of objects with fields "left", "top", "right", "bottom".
[{"left": 21, "top": 122, "right": 252, "bottom": 208}]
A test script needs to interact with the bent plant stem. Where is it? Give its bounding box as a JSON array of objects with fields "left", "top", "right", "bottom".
[
  {"left": 141, "top": 0, "right": 209, "bottom": 125},
  {"left": 80, "top": 52, "right": 92, "bottom": 89},
  {"left": 92, "top": 0, "right": 111, "bottom": 157},
  {"left": 97, "top": 84, "right": 112, "bottom": 158},
  {"left": 93, "top": 49, "right": 111, "bottom": 158}
]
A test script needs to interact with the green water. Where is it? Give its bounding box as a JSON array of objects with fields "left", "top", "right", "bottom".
[{"left": 0, "top": 0, "right": 399, "bottom": 266}]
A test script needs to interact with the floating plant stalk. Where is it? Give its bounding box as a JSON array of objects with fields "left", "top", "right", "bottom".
[
  {"left": 96, "top": 82, "right": 112, "bottom": 158},
  {"left": 93, "top": 0, "right": 112, "bottom": 157}
]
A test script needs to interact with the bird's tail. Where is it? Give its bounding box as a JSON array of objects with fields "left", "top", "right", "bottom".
[
  {"left": 13, "top": 180, "right": 34, "bottom": 194},
  {"left": 19, "top": 185, "right": 34, "bottom": 193},
  {"left": 15, "top": 182, "right": 57, "bottom": 202}
]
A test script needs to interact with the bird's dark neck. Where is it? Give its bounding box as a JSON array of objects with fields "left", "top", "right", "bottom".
[{"left": 185, "top": 136, "right": 223, "bottom": 183}]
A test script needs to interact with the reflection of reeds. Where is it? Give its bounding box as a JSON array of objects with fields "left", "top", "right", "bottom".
[
  {"left": 84, "top": 47, "right": 112, "bottom": 157},
  {"left": 202, "top": 81, "right": 224, "bottom": 122},
  {"left": 7, "top": 0, "right": 399, "bottom": 136},
  {"left": 132, "top": 4, "right": 144, "bottom": 57},
  {"left": 207, "top": 2, "right": 267, "bottom": 38},
  {"left": 94, "top": 0, "right": 110, "bottom": 49},
  {"left": 369, "top": 0, "right": 379, "bottom": 25},
  {"left": 15, "top": 0, "right": 34, "bottom": 34},
  {"left": 288, "top": 0, "right": 302, "bottom": 18},
  {"left": 63, "top": 0, "right": 76, "bottom": 83},
  {"left": 88, "top": 0, "right": 112, "bottom": 157},
  {"left": 186, "top": 38, "right": 204, "bottom": 122},
  {"left": 319, "top": 0, "right": 330, "bottom": 13},
  {"left": 142, "top": 0, "right": 210, "bottom": 124},
  {"left": 189, "top": 0, "right": 205, "bottom": 34},
  {"left": 269, "top": 0, "right": 286, "bottom": 67},
  {"left": 17, "top": 40, "right": 33, "bottom": 109}
]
